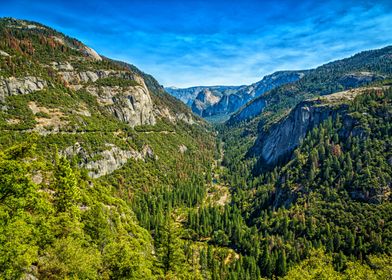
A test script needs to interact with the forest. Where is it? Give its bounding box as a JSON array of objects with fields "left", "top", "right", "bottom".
[{"left": 0, "top": 18, "right": 391, "bottom": 279}]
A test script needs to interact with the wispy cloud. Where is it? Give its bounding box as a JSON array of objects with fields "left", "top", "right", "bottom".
[{"left": 1, "top": 0, "right": 392, "bottom": 87}]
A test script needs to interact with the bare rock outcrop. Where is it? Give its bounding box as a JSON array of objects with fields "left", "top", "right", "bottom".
[
  {"left": 86, "top": 84, "right": 156, "bottom": 127},
  {"left": 82, "top": 46, "right": 102, "bottom": 61},
  {"left": 251, "top": 89, "right": 369, "bottom": 167},
  {"left": 176, "top": 113, "right": 195, "bottom": 124},
  {"left": 59, "top": 70, "right": 100, "bottom": 84},
  {"left": 229, "top": 98, "right": 267, "bottom": 123},
  {"left": 58, "top": 69, "right": 140, "bottom": 85},
  {"left": 191, "top": 89, "right": 221, "bottom": 116},
  {"left": 56, "top": 68, "right": 156, "bottom": 127},
  {"left": 51, "top": 61, "right": 74, "bottom": 71},
  {"left": 0, "top": 76, "right": 47, "bottom": 101},
  {"left": 339, "top": 72, "right": 383, "bottom": 88},
  {"left": 0, "top": 50, "right": 10, "bottom": 57},
  {"left": 62, "top": 143, "right": 155, "bottom": 178}
]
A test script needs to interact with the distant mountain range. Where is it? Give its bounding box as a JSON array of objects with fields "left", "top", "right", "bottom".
[
  {"left": 166, "top": 71, "right": 306, "bottom": 121},
  {"left": 1, "top": 17, "right": 392, "bottom": 280},
  {"left": 229, "top": 46, "right": 392, "bottom": 125}
]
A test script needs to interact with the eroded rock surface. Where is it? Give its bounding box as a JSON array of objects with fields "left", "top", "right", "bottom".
[
  {"left": 62, "top": 143, "right": 155, "bottom": 178},
  {"left": 86, "top": 84, "right": 156, "bottom": 127},
  {"left": 51, "top": 61, "right": 74, "bottom": 71},
  {"left": 251, "top": 88, "right": 370, "bottom": 166},
  {"left": 0, "top": 76, "right": 47, "bottom": 101},
  {"left": 82, "top": 46, "right": 102, "bottom": 61}
]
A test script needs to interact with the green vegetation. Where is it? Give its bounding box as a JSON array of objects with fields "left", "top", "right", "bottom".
[
  {"left": 0, "top": 141, "right": 157, "bottom": 279},
  {"left": 0, "top": 18, "right": 391, "bottom": 279},
  {"left": 215, "top": 88, "right": 392, "bottom": 278},
  {"left": 94, "top": 77, "right": 140, "bottom": 87}
]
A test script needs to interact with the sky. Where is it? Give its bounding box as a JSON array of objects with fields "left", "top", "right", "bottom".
[{"left": 1, "top": 0, "right": 392, "bottom": 87}]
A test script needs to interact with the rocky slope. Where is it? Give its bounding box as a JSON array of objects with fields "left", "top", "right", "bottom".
[
  {"left": 249, "top": 87, "right": 377, "bottom": 166},
  {"left": 0, "top": 76, "right": 47, "bottom": 100},
  {"left": 0, "top": 18, "right": 206, "bottom": 177},
  {"left": 166, "top": 71, "right": 305, "bottom": 121},
  {"left": 191, "top": 88, "right": 222, "bottom": 115},
  {"left": 165, "top": 85, "right": 241, "bottom": 106},
  {"left": 0, "top": 18, "right": 218, "bottom": 280},
  {"left": 229, "top": 46, "right": 392, "bottom": 125}
]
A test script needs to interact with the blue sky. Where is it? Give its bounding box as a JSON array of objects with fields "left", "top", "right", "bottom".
[{"left": 1, "top": 0, "right": 392, "bottom": 87}]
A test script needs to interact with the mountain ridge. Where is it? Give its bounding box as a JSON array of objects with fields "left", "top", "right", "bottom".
[
  {"left": 228, "top": 45, "right": 392, "bottom": 126},
  {"left": 166, "top": 70, "right": 306, "bottom": 121},
  {"left": 1, "top": 17, "right": 392, "bottom": 280}
]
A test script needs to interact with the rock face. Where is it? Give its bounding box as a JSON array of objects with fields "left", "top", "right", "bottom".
[
  {"left": 154, "top": 107, "right": 196, "bottom": 125},
  {"left": 51, "top": 61, "right": 74, "bottom": 71},
  {"left": 202, "top": 94, "right": 243, "bottom": 117},
  {"left": 206, "top": 71, "right": 305, "bottom": 118},
  {"left": 63, "top": 143, "right": 155, "bottom": 178},
  {"left": 338, "top": 72, "right": 382, "bottom": 88},
  {"left": 229, "top": 98, "right": 267, "bottom": 123},
  {"left": 86, "top": 84, "right": 156, "bottom": 127},
  {"left": 85, "top": 146, "right": 136, "bottom": 179},
  {"left": 252, "top": 101, "right": 342, "bottom": 166},
  {"left": 56, "top": 65, "right": 156, "bottom": 127},
  {"left": 82, "top": 46, "right": 102, "bottom": 61},
  {"left": 250, "top": 89, "right": 367, "bottom": 167},
  {"left": 238, "top": 71, "right": 306, "bottom": 100},
  {"left": 191, "top": 89, "right": 222, "bottom": 115},
  {"left": 0, "top": 76, "right": 47, "bottom": 101},
  {"left": 175, "top": 112, "right": 195, "bottom": 125},
  {"left": 109, "top": 85, "right": 156, "bottom": 127},
  {"left": 58, "top": 69, "right": 134, "bottom": 85},
  {"left": 165, "top": 85, "right": 241, "bottom": 106},
  {"left": 166, "top": 71, "right": 305, "bottom": 120},
  {"left": 165, "top": 86, "right": 199, "bottom": 105}
]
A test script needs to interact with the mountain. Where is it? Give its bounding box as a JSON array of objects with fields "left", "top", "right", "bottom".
[
  {"left": 1, "top": 17, "right": 392, "bottom": 280},
  {"left": 250, "top": 86, "right": 387, "bottom": 167},
  {"left": 165, "top": 85, "right": 241, "bottom": 106},
  {"left": 222, "top": 86, "right": 392, "bottom": 275},
  {"left": 229, "top": 46, "right": 392, "bottom": 125},
  {"left": 224, "top": 45, "right": 392, "bottom": 179},
  {"left": 166, "top": 70, "right": 305, "bottom": 121},
  {"left": 223, "top": 45, "right": 392, "bottom": 188},
  {"left": 0, "top": 18, "right": 216, "bottom": 279},
  {"left": 216, "top": 45, "right": 392, "bottom": 278}
]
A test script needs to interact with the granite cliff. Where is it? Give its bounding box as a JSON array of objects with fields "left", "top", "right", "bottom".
[
  {"left": 250, "top": 87, "right": 384, "bottom": 167},
  {"left": 166, "top": 71, "right": 305, "bottom": 121}
]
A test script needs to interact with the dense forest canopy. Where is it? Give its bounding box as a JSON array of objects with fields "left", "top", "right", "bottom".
[{"left": 0, "top": 18, "right": 391, "bottom": 280}]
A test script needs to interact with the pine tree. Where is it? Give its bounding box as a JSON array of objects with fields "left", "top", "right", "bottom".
[
  {"left": 277, "top": 249, "right": 287, "bottom": 276},
  {"left": 157, "top": 214, "right": 187, "bottom": 278},
  {"left": 54, "top": 157, "right": 79, "bottom": 213}
]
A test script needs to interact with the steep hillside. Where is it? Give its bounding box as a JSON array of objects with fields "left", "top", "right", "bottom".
[
  {"left": 229, "top": 46, "right": 392, "bottom": 125},
  {"left": 0, "top": 18, "right": 219, "bottom": 279},
  {"left": 250, "top": 87, "right": 381, "bottom": 167},
  {"left": 165, "top": 85, "right": 241, "bottom": 106},
  {"left": 224, "top": 46, "right": 392, "bottom": 178},
  {"left": 1, "top": 17, "right": 392, "bottom": 280},
  {"left": 166, "top": 71, "right": 305, "bottom": 121},
  {"left": 215, "top": 47, "right": 392, "bottom": 278},
  {"left": 216, "top": 87, "right": 392, "bottom": 278}
]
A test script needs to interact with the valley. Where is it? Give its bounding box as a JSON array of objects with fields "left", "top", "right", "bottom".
[{"left": 0, "top": 17, "right": 391, "bottom": 280}]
